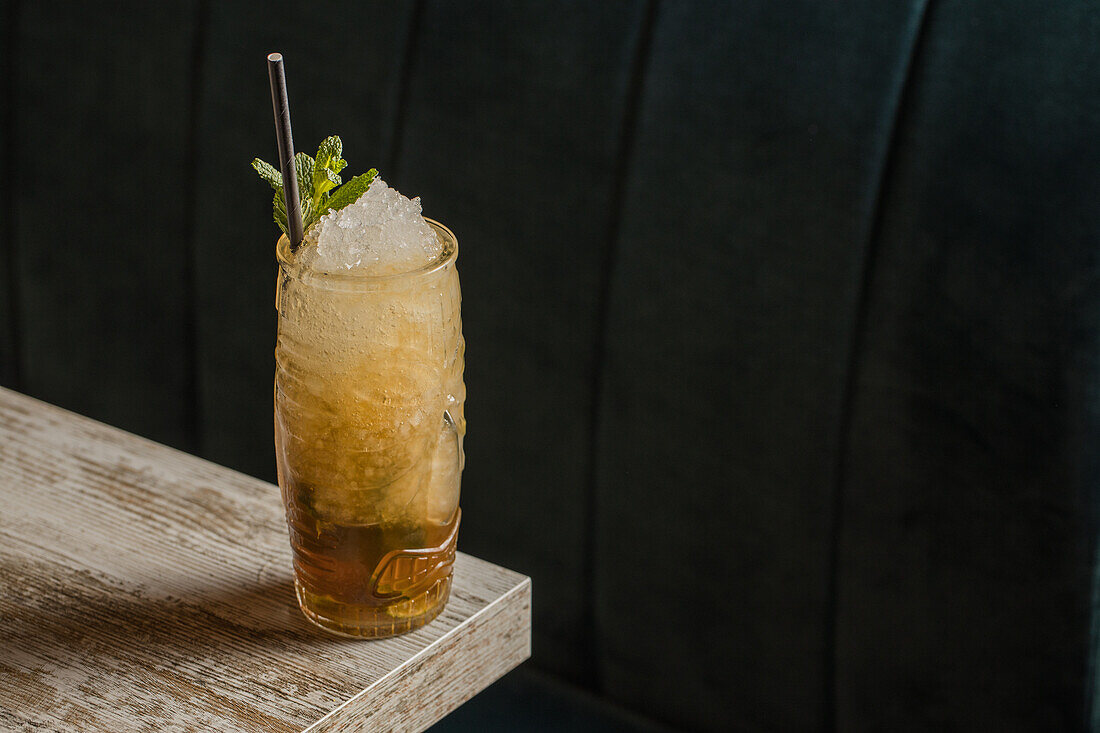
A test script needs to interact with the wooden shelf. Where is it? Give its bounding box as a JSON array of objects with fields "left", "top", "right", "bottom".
[{"left": 0, "top": 387, "right": 531, "bottom": 732}]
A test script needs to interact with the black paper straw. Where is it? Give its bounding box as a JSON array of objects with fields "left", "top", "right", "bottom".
[{"left": 267, "top": 52, "right": 305, "bottom": 249}]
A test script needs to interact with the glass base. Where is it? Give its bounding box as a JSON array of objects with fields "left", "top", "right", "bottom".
[{"left": 294, "top": 575, "right": 453, "bottom": 639}]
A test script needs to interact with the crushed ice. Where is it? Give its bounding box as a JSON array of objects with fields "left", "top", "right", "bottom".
[{"left": 302, "top": 177, "right": 443, "bottom": 275}]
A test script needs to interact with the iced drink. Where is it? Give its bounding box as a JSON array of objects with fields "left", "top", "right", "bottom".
[{"left": 273, "top": 178, "right": 464, "bottom": 637}]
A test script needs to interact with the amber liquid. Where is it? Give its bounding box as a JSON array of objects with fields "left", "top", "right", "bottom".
[
  {"left": 274, "top": 224, "right": 464, "bottom": 638},
  {"left": 281, "top": 474, "right": 459, "bottom": 637}
]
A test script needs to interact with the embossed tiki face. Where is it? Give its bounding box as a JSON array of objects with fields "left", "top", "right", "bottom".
[{"left": 370, "top": 512, "right": 461, "bottom": 602}]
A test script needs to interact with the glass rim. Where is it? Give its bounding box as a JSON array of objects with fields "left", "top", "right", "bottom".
[{"left": 276, "top": 218, "right": 458, "bottom": 283}]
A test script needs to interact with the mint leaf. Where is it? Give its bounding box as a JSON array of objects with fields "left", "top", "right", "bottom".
[
  {"left": 313, "top": 136, "right": 345, "bottom": 203},
  {"left": 252, "top": 158, "right": 281, "bottom": 190},
  {"left": 294, "top": 152, "right": 314, "bottom": 194},
  {"left": 292, "top": 153, "right": 321, "bottom": 230},
  {"left": 253, "top": 136, "right": 379, "bottom": 237},
  {"left": 314, "top": 165, "right": 340, "bottom": 199},
  {"left": 273, "top": 191, "right": 289, "bottom": 236},
  {"left": 323, "top": 169, "right": 377, "bottom": 214},
  {"left": 315, "top": 136, "right": 342, "bottom": 170}
]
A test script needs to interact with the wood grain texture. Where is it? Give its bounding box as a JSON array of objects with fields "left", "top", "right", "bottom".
[{"left": 0, "top": 387, "right": 531, "bottom": 732}]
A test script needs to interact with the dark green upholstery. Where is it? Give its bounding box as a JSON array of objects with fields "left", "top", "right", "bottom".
[
  {"left": 594, "top": 3, "right": 926, "bottom": 728},
  {"left": 838, "top": 2, "right": 1100, "bottom": 728},
  {"left": 3, "top": 2, "right": 1099, "bottom": 730},
  {"left": 7, "top": 1, "right": 198, "bottom": 450},
  {"left": 394, "top": 1, "right": 652, "bottom": 679}
]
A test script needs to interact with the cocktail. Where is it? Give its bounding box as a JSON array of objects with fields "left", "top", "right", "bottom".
[{"left": 256, "top": 56, "right": 464, "bottom": 638}]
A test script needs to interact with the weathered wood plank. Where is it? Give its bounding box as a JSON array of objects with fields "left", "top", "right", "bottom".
[{"left": 0, "top": 387, "right": 531, "bottom": 732}]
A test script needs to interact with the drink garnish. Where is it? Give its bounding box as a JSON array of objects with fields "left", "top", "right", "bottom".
[{"left": 252, "top": 135, "right": 377, "bottom": 237}]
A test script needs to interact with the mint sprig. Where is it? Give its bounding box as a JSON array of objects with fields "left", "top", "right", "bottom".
[{"left": 252, "top": 135, "right": 377, "bottom": 237}]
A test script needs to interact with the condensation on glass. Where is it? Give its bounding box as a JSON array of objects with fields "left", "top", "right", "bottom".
[{"left": 274, "top": 220, "right": 465, "bottom": 638}]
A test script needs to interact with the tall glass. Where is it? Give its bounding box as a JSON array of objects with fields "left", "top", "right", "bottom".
[{"left": 274, "top": 220, "right": 464, "bottom": 638}]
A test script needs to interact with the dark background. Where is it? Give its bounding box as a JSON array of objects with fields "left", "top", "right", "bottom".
[{"left": 4, "top": 1, "right": 1100, "bottom": 731}]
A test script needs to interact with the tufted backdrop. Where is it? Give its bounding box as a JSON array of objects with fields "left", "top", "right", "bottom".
[{"left": 3, "top": 1, "right": 1100, "bottom": 731}]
